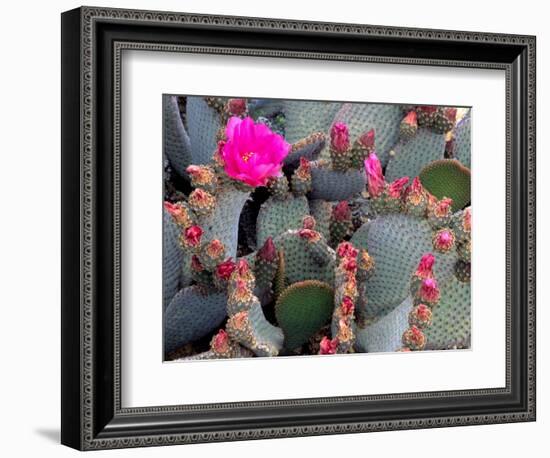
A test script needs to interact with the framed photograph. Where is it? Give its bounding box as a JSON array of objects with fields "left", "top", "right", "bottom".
[{"left": 61, "top": 6, "right": 536, "bottom": 450}]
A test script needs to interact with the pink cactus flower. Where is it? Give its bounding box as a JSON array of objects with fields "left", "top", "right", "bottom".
[
  {"left": 319, "top": 337, "right": 339, "bottom": 355},
  {"left": 332, "top": 201, "right": 351, "bottom": 221},
  {"left": 358, "top": 129, "right": 375, "bottom": 150},
  {"left": 419, "top": 277, "right": 440, "bottom": 304},
  {"left": 364, "top": 153, "right": 385, "bottom": 198},
  {"left": 415, "top": 253, "right": 435, "bottom": 279},
  {"left": 337, "top": 242, "right": 358, "bottom": 259},
  {"left": 257, "top": 237, "right": 277, "bottom": 263},
  {"left": 403, "top": 110, "right": 418, "bottom": 127},
  {"left": 330, "top": 122, "right": 350, "bottom": 152},
  {"left": 341, "top": 296, "right": 355, "bottom": 315},
  {"left": 183, "top": 225, "right": 203, "bottom": 247},
  {"left": 221, "top": 116, "right": 290, "bottom": 187},
  {"left": 388, "top": 177, "right": 409, "bottom": 199},
  {"left": 216, "top": 258, "right": 237, "bottom": 280}
]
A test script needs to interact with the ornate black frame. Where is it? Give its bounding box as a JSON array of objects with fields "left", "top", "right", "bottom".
[{"left": 61, "top": 6, "right": 536, "bottom": 451}]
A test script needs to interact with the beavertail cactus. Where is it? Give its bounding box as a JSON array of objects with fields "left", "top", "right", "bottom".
[{"left": 163, "top": 96, "right": 471, "bottom": 360}]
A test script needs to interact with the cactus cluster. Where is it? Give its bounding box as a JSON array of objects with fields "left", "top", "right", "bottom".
[{"left": 163, "top": 96, "right": 471, "bottom": 360}]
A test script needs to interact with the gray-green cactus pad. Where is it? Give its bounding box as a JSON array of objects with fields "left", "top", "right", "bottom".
[
  {"left": 351, "top": 214, "right": 457, "bottom": 317},
  {"left": 257, "top": 195, "right": 309, "bottom": 247},
  {"left": 186, "top": 96, "right": 221, "bottom": 165},
  {"left": 333, "top": 103, "right": 402, "bottom": 166},
  {"left": 163, "top": 96, "right": 192, "bottom": 175},
  {"left": 355, "top": 296, "right": 411, "bottom": 353},
  {"left": 276, "top": 231, "right": 335, "bottom": 285},
  {"left": 310, "top": 166, "right": 365, "bottom": 201},
  {"left": 163, "top": 208, "right": 184, "bottom": 311},
  {"left": 164, "top": 286, "right": 227, "bottom": 353},
  {"left": 454, "top": 113, "right": 471, "bottom": 169},
  {"left": 197, "top": 188, "right": 250, "bottom": 259},
  {"left": 309, "top": 199, "right": 334, "bottom": 240},
  {"left": 425, "top": 276, "right": 471, "bottom": 350},
  {"left": 282, "top": 100, "right": 342, "bottom": 143},
  {"left": 385, "top": 128, "right": 446, "bottom": 181}
]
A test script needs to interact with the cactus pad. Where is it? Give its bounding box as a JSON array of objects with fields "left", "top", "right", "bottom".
[
  {"left": 453, "top": 113, "right": 471, "bottom": 168},
  {"left": 310, "top": 164, "right": 366, "bottom": 201},
  {"left": 164, "top": 286, "right": 227, "bottom": 353},
  {"left": 275, "top": 280, "right": 334, "bottom": 350},
  {"left": 333, "top": 103, "right": 402, "bottom": 166},
  {"left": 163, "top": 96, "right": 192, "bottom": 175},
  {"left": 385, "top": 128, "right": 446, "bottom": 181},
  {"left": 257, "top": 195, "right": 309, "bottom": 247},
  {"left": 420, "top": 159, "right": 471, "bottom": 212},
  {"left": 186, "top": 96, "right": 221, "bottom": 165}
]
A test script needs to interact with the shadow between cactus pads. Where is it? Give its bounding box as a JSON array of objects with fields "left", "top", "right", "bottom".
[
  {"left": 275, "top": 280, "right": 334, "bottom": 350},
  {"left": 419, "top": 159, "right": 471, "bottom": 212}
]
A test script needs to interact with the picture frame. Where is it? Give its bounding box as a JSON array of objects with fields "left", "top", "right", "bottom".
[{"left": 61, "top": 6, "right": 536, "bottom": 450}]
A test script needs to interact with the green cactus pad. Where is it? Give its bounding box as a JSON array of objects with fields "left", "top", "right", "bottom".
[
  {"left": 197, "top": 187, "right": 250, "bottom": 259},
  {"left": 310, "top": 165, "right": 365, "bottom": 201},
  {"left": 257, "top": 195, "right": 309, "bottom": 247},
  {"left": 282, "top": 100, "right": 342, "bottom": 143},
  {"left": 332, "top": 103, "right": 402, "bottom": 166},
  {"left": 453, "top": 114, "right": 471, "bottom": 168},
  {"left": 186, "top": 96, "right": 222, "bottom": 165},
  {"left": 275, "top": 280, "right": 334, "bottom": 350},
  {"left": 309, "top": 199, "right": 334, "bottom": 240},
  {"left": 385, "top": 128, "right": 446, "bottom": 182},
  {"left": 425, "top": 276, "right": 471, "bottom": 349},
  {"left": 163, "top": 208, "right": 184, "bottom": 311},
  {"left": 419, "top": 159, "right": 471, "bottom": 212},
  {"left": 286, "top": 132, "right": 326, "bottom": 165},
  {"left": 276, "top": 231, "right": 336, "bottom": 285},
  {"left": 351, "top": 214, "right": 457, "bottom": 317},
  {"left": 163, "top": 96, "right": 192, "bottom": 175},
  {"left": 164, "top": 286, "right": 227, "bottom": 353},
  {"left": 355, "top": 296, "right": 411, "bottom": 353}
]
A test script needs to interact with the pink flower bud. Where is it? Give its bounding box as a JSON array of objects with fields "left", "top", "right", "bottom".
[
  {"left": 403, "top": 110, "right": 418, "bottom": 126},
  {"left": 191, "top": 255, "right": 204, "bottom": 272},
  {"left": 403, "top": 325, "right": 426, "bottom": 350},
  {"left": 342, "top": 257, "right": 357, "bottom": 273},
  {"left": 358, "top": 129, "right": 375, "bottom": 150},
  {"left": 419, "top": 277, "right": 440, "bottom": 304},
  {"left": 212, "top": 329, "right": 230, "bottom": 354},
  {"left": 216, "top": 258, "right": 236, "bottom": 280},
  {"left": 319, "top": 337, "right": 339, "bottom": 355},
  {"left": 341, "top": 296, "right": 355, "bottom": 315},
  {"left": 433, "top": 197, "right": 453, "bottom": 218},
  {"left": 433, "top": 229, "right": 455, "bottom": 252},
  {"left": 415, "top": 253, "right": 435, "bottom": 279},
  {"left": 463, "top": 207, "right": 472, "bottom": 232},
  {"left": 330, "top": 122, "right": 350, "bottom": 152},
  {"left": 298, "top": 228, "right": 320, "bottom": 241},
  {"left": 302, "top": 215, "right": 316, "bottom": 230},
  {"left": 332, "top": 201, "right": 351, "bottom": 222},
  {"left": 388, "top": 177, "right": 409, "bottom": 199},
  {"left": 186, "top": 165, "right": 216, "bottom": 186},
  {"left": 364, "top": 153, "right": 385, "bottom": 198},
  {"left": 184, "top": 225, "right": 203, "bottom": 247},
  {"left": 164, "top": 201, "right": 192, "bottom": 227},
  {"left": 236, "top": 258, "right": 250, "bottom": 277},
  {"left": 445, "top": 107, "right": 457, "bottom": 123},
  {"left": 257, "top": 237, "right": 277, "bottom": 263},
  {"left": 337, "top": 242, "right": 358, "bottom": 259},
  {"left": 227, "top": 98, "right": 247, "bottom": 116}
]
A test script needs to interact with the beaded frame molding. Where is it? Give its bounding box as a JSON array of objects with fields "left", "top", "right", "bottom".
[{"left": 61, "top": 6, "right": 536, "bottom": 451}]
